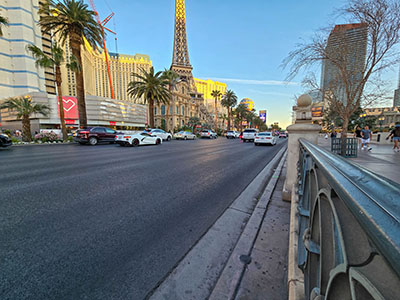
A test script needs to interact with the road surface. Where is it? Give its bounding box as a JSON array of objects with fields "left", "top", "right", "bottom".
[{"left": 0, "top": 137, "right": 287, "bottom": 299}]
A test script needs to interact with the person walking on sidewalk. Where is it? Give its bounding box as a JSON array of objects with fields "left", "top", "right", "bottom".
[
  {"left": 354, "top": 125, "right": 362, "bottom": 149},
  {"left": 361, "top": 125, "right": 372, "bottom": 151},
  {"left": 387, "top": 123, "right": 400, "bottom": 152}
]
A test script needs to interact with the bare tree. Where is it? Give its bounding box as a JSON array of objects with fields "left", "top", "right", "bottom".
[{"left": 283, "top": 0, "right": 400, "bottom": 154}]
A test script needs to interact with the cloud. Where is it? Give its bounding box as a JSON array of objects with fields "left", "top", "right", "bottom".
[{"left": 206, "top": 77, "right": 298, "bottom": 86}]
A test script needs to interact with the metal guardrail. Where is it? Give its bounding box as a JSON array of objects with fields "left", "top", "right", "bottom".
[{"left": 297, "top": 138, "right": 400, "bottom": 300}]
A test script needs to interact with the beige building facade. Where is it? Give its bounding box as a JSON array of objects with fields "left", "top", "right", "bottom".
[{"left": 60, "top": 39, "right": 152, "bottom": 102}]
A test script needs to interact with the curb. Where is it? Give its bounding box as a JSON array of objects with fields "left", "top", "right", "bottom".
[
  {"left": 11, "top": 142, "right": 75, "bottom": 147},
  {"left": 148, "top": 145, "right": 287, "bottom": 300},
  {"left": 288, "top": 184, "right": 305, "bottom": 300},
  {"left": 208, "top": 150, "right": 287, "bottom": 300}
]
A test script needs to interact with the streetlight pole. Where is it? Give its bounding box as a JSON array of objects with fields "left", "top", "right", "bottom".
[
  {"left": 378, "top": 116, "right": 385, "bottom": 131},
  {"left": 359, "top": 113, "right": 367, "bottom": 126}
]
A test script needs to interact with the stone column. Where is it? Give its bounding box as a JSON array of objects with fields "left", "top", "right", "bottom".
[{"left": 283, "top": 94, "right": 321, "bottom": 202}]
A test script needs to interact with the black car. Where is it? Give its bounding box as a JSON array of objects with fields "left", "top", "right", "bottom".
[
  {"left": 74, "top": 127, "right": 120, "bottom": 145},
  {"left": 0, "top": 134, "right": 12, "bottom": 148}
]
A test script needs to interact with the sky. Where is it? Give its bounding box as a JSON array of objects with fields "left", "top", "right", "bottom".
[{"left": 89, "top": 0, "right": 399, "bottom": 128}]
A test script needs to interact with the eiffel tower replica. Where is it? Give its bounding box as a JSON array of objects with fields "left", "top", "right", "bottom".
[
  {"left": 157, "top": 0, "right": 214, "bottom": 131},
  {"left": 171, "top": 0, "right": 196, "bottom": 91}
]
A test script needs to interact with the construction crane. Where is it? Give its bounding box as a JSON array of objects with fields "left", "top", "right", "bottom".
[{"left": 89, "top": 0, "right": 116, "bottom": 99}]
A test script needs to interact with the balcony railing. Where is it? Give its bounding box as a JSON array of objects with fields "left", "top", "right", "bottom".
[{"left": 297, "top": 138, "right": 400, "bottom": 299}]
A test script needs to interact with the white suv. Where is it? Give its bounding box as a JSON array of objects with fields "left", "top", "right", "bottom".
[
  {"left": 242, "top": 128, "right": 259, "bottom": 142},
  {"left": 226, "top": 131, "right": 240, "bottom": 139}
]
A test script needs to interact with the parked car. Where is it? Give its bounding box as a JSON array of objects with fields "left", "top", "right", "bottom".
[
  {"left": 0, "top": 133, "right": 12, "bottom": 148},
  {"left": 174, "top": 131, "right": 196, "bottom": 140},
  {"left": 74, "top": 127, "right": 119, "bottom": 145},
  {"left": 146, "top": 129, "right": 172, "bottom": 141},
  {"left": 254, "top": 132, "right": 277, "bottom": 146},
  {"left": 226, "top": 130, "right": 240, "bottom": 139},
  {"left": 115, "top": 131, "right": 162, "bottom": 147},
  {"left": 200, "top": 130, "right": 217, "bottom": 139},
  {"left": 242, "top": 128, "right": 259, "bottom": 142}
]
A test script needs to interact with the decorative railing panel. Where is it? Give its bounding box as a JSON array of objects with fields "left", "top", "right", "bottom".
[{"left": 297, "top": 138, "right": 400, "bottom": 299}]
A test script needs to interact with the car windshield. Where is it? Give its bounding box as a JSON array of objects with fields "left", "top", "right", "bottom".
[
  {"left": 227, "top": 131, "right": 234, "bottom": 133},
  {"left": 177, "top": 131, "right": 184, "bottom": 134},
  {"left": 202, "top": 130, "right": 209, "bottom": 133},
  {"left": 244, "top": 129, "right": 256, "bottom": 132}
]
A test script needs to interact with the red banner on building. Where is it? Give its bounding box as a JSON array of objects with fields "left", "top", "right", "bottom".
[{"left": 58, "top": 96, "right": 78, "bottom": 120}]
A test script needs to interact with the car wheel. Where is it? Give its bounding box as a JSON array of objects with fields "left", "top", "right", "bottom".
[
  {"left": 184, "top": 136, "right": 187, "bottom": 140},
  {"left": 156, "top": 139, "right": 161, "bottom": 145},
  {"left": 132, "top": 139, "right": 139, "bottom": 147},
  {"left": 167, "top": 136, "right": 171, "bottom": 141},
  {"left": 89, "top": 137, "right": 98, "bottom": 146}
]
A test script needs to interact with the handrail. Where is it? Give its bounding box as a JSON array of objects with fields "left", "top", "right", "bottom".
[{"left": 299, "top": 138, "right": 400, "bottom": 277}]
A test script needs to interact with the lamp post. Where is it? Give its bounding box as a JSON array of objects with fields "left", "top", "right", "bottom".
[
  {"left": 378, "top": 116, "right": 385, "bottom": 131},
  {"left": 359, "top": 113, "right": 367, "bottom": 126}
]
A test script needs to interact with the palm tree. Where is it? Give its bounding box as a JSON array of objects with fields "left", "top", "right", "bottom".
[
  {"left": 127, "top": 67, "right": 171, "bottom": 128},
  {"left": 211, "top": 90, "right": 222, "bottom": 130},
  {"left": 0, "top": 97, "right": 51, "bottom": 142},
  {"left": 221, "top": 90, "right": 238, "bottom": 131},
  {"left": 219, "top": 114, "right": 229, "bottom": 133},
  {"left": 161, "top": 69, "right": 180, "bottom": 132},
  {"left": 27, "top": 43, "right": 71, "bottom": 141},
  {"left": 0, "top": 14, "right": 8, "bottom": 36},
  {"left": 233, "top": 104, "right": 248, "bottom": 132},
  {"left": 188, "top": 116, "right": 201, "bottom": 132},
  {"left": 39, "top": 0, "right": 102, "bottom": 128}
]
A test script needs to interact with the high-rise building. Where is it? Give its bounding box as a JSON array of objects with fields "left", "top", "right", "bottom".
[
  {"left": 60, "top": 38, "right": 152, "bottom": 101},
  {"left": 394, "top": 66, "right": 400, "bottom": 107},
  {"left": 38, "top": 0, "right": 56, "bottom": 95},
  {"left": 0, "top": 0, "right": 46, "bottom": 98},
  {"left": 194, "top": 78, "right": 227, "bottom": 114},
  {"left": 321, "top": 23, "right": 368, "bottom": 104}
]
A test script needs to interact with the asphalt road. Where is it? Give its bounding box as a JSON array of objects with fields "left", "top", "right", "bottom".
[{"left": 0, "top": 137, "right": 287, "bottom": 299}]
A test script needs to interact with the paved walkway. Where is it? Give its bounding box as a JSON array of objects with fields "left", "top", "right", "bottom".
[
  {"left": 318, "top": 138, "right": 400, "bottom": 184},
  {"left": 234, "top": 164, "right": 290, "bottom": 300}
]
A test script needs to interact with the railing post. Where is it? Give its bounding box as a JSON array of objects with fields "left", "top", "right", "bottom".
[{"left": 283, "top": 94, "right": 321, "bottom": 201}]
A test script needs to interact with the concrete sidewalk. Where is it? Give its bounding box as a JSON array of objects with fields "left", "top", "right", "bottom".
[
  {"left": 234, "top": 164, "right": 290, "bottom": 300},
  {"left": 318, "top": 137, "right": 400, "bottom": 183}
]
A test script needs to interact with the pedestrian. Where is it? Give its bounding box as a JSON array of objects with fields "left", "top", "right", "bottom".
[
  {"left": 387, "top": 123, "right": 400, "bottom": 152},
  {"left": 354, "top": 125, "right": 362, "bottom": 149},
  {"left": 361, "top": 125, "right": 372, "bottom": 151},
  {"left": 330, "top": 130, "right": 337, "bottom": 139}
]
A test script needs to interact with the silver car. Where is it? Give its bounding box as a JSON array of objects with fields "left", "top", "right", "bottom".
[
  {"left": 174, "top": 131, "right": 196, "bottom": 140},
  {"left": 200, "top": 130, "right": 217, "bottom": 139},
  {"left": 226, "top": 130, "right": 240, "bottom": 139}
]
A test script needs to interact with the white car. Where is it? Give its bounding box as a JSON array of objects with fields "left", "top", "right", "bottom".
[
  {"left": 147, "top": 129, "right": 172, "bottom": 141},
  {"left": 200, "top": 130, "right": 217, "bottom": 139},
  {"left": 115, "top": 132, "right": 163, "bottom": 147},
  {"left": 254, "top": 132, "right": 277, "bottom": 146},
  {"left": 242, "top": 128, "right": 259, "bottom": 142},
  {"left": 226, "top": 130, "right": 240, "bottom": 139},
  {"left": 174, "top": 131, "right": 196, "bottom": 140}
]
